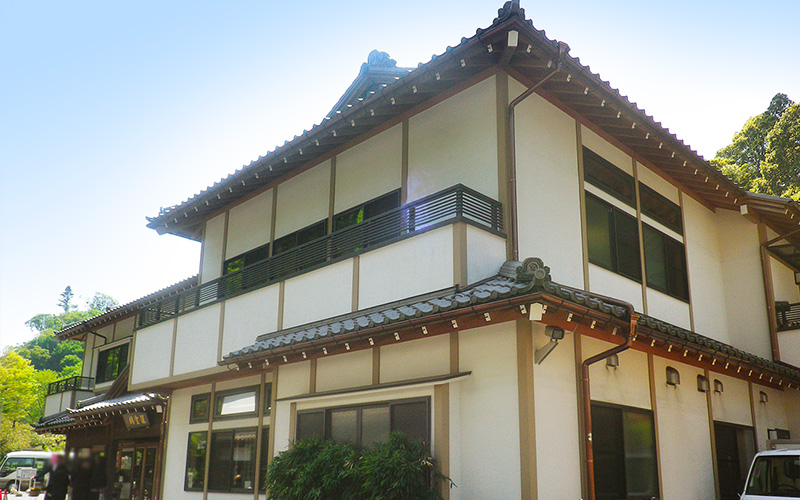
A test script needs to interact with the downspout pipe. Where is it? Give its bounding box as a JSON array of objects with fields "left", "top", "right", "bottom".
[
  {"left": 759, "top": 227, "right": 800, "bottom": 362},
  {"left": 579, "top": 296, "right": 639, "bottom": 500},
  {"left": 508, "top": 41, "right": 570, "bottom": 261}
]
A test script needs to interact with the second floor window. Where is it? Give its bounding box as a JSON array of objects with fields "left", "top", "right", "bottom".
[
  {"left": 586, "top": 192, "right": 642, "bottom": 282},
  {"left": 296, "top": 398, "right": 429, "bottom": 448},
  {"left": 333, "top": 190, "right": 401, "bottom": 231},
  {"left": 273, "top": 220, "right": 327, "bottom": 256},
  {"left": 643, "top": 224, "right": 689, "bottom": 301},
  {"left": 224, "top": 244, "right": 269, "bottom": 275},
  {"left": 96, "top": 343, "right": 129, "bottom": 384}
]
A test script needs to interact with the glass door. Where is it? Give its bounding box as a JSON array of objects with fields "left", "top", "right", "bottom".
[{"left": 115, "top": 443, "right": 158, "bottom": 500}]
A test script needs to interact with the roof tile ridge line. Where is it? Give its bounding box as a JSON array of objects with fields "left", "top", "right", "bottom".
[
  {"left": 148, "top": 15, "right": 508, "bottom": 225},
  {"left": 253, "top": 284, "right": 463, "bottom": 342},
  {"left": 55, "top": 274, "right": 200, "bottom": 336}
]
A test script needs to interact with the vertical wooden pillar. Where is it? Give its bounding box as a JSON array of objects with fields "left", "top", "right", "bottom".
[
  {"left": 433, "top": 384, "right": 450, "bottom": 500},
  {"left": 517, "top": 319, "right": 537, "bottom": 500}
]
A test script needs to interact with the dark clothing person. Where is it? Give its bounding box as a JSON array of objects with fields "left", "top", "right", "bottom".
[
  {"left": 71, "top": 457, "right": 93, "bottom": 500},
  {"left": 44, "top": 466, "right": 70, "bottom": 500}
]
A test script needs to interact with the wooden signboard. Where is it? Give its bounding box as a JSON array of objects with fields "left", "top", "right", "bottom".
[{"left": 122, "top": 412, "right": 150, "bottom": 430}]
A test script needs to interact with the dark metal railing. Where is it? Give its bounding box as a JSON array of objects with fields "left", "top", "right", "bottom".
[
  {"left": 138, "top": 184, "right": 503, "bottom": 329},
  {"left": 776, "top": 301, "right": 800, "bottom": 332},
  {"left": 47, "top": 376, "right": 94, "bottom": 396}
]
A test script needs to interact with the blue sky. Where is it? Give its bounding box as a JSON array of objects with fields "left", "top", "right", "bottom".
[{"left": 1, "top": 0, "right": 798, "bottom": 348}]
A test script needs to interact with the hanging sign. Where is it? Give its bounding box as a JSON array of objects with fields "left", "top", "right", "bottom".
[{"left": 122, "top": 412, "right": 150, "bottom": 430}]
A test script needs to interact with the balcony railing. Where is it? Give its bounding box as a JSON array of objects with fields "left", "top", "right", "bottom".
[
  {"left": 47, "top": 376, "right": 94, "bottom": 396},
  {"left": 138, "top": 184, "right": 504, "bottom": 329},
  {"left": 776, "top": 301, "right": 800, "bottom": 332}
]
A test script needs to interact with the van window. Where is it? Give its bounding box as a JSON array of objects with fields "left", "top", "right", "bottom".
[
  {"left": 1, "top": 457, "right": 35, "bottom": 475},
  {"left": 746, "top": 455, "right": 800, "bottom": 496}
]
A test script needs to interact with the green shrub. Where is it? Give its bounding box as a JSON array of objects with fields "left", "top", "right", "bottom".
[
  {"left": 266, "top": 433, "right": 453, "bottom": 500},
  {"left": 266, "top": 439, "right": 359, "bottom": 500}
]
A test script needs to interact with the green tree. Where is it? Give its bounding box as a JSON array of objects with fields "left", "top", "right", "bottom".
[
  {"left": 87, "top": 292, "right": 118, "bottom": 312},
  {"left": 0, "top": 351, "right": 37, "bottom": 424},
  {"left": 57, "top": 286, "right": 74, "bottom": 312},
  {"left": 713, "top": 93, "right": 800, "bottom": 199}
]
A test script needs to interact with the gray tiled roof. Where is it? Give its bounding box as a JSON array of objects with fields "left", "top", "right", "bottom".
[
  {"left": 68, "top": 392, "right": 167, "bottom": 416},
  {"left": 223, "top": 258, "right": 621, "bottom": 360},
  {"left": 223, "top": 258, "right": 800, "bottom": 385}
]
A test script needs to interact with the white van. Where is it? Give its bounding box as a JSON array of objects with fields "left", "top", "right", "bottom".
[
  {"left": 742, "top": 449, "right": 800, "bottom": 499},
  {"left": 0, "top": 451, "right": 52, "bottom": 490}
]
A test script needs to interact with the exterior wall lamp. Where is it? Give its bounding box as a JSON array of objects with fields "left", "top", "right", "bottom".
[
  {"left": 794, "top": 271, "right": 800, "bottom": 286},
  {"left": 534, "top": 326, "right": 565, "bottom": 365},
  {"left": 605, "top": 354, "right": 619, "bottom": 368},
  {"left": 760, "top": 391, "right": 769, "bottom": 404},
  {"left": 697, "top": 375, "right": 710, "bottom": 393},
  {"left": 666, "top": 366, "right": 680, "bottom": 386},
  {"left": 713, "top": 379, "right": 724, "bottom": 394}
]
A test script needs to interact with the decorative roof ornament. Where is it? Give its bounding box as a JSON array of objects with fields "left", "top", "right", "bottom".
[
  {"left": 364, "top": 50, "right": 397, "bottom": 69},
  {"left": 515, "top": 257, "right": 550, "bottom": 286},
  {"left": 494, "top": 0, "right": 525, "bottom": 25}
]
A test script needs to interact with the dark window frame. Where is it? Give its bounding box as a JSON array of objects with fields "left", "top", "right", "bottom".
[
  {"left": 95, "top": 342, "right": 130, "bottom": 384},
  {"left": 585, "top": 192, "right": 642, "bottom": 283},
  {"left": 189, "top": 393, "right": 210, "bottom": 424},
  {"left": 591, "top": 401, "right": 660, "bottom": 500},
  {"left": 213, "top": 385, "right": 261, "bottom": 421},
  {"left": 224, "top": 243, "right": 270, "bottom": 276},
  {"left": 295, "top": 396, "right": 431, "bottom": 449},
  {"left": 207, "top": 427, "right": 258, "bottom": 493},
  {"left": 639, "top": 182, "right": 683, "bottom": 235},
  {"left": 333, "top": 189, "right": 402, "bottom": 232},
  {"left": 583, "top": 147, "right": 637, "bottom": 208},
  {"left": 642, "top": 223, "right": 689, "bottom": 302},
  {"left": 184, "top": 430, "right": 208, "bottom": 492},
  {"left": 272, "top": 219, "right": 328, "bottom": 257}
]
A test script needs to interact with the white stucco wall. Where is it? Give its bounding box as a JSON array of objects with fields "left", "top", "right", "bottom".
[
  {"left": 407, "top": 77, "right": 498, "bottom": 202},
  {"left": 334, "top": 124, "right": 402, "bottom": 213},
  {"left": 274, "top": 160, "right": 331, "bottom": 239},
  {"left": 225, "top": 189, "right": 272, "bottom": 259},
  {"left": 584, "top": 337, "right": 651, "bottom": 410},
  {"left": 637, "top": 163, "right": 679, "bottom": 204},
  {"left": 201, "top": 214, "right": 226, "bottom": 283},
  {"left": 380, "top": 334, "right": 450, "bottom": 383},
  {"left": 282, "top": 259, "right": 353, "bottom": 329},
  {"left": 512, "top": 79, "right": 583, "bottom": 289},
  {"left": 582, "top": 126, "right": 633, "bottom": 175},
  {"left": 779, "top": 329, "right": 800, "bottom": 369},
  {"left": 173, "top": 304, "right": 221, "bottom": 376},
  {"left": 221, "top": 284, "right": 280, "bottom": 357},
  {"left": 315, "top": 349, "right": 372, "bottom": 392},
  {"left": 358, "top": 226, "right": 454, "bottom": 309},
  {"left": 710, "top": 373, "right": 753, "bottom": 427},
  {"left": 718, "top": 210, "right": 771, "bottom": 357},
  {"left": 458, "top": 322, "right": 521, "bottom": 500},
  {"left": 465, "top": 225, "right": 506, "bottom": 284},
  {"left": 131, "top": 320, "right": 173, "bottom": 385},
  {"left": 771, "top": 255, "right": 800, "bottom": 303},
  {"left": 684, "top": 196, "right": 730, "bottom": 344},
  {"left": 652, "top": 357, "right": 715, "bottom": 500},
  {"left": 532, "top": 322, "right": 582, "bottom": 500},
  {"left": 114, "top": 316, "right": 136, "bottom": 341},
  {"left": 646, "top": 288, "right": 691, "bottom": 330},
  {"left": 753, "top": 384, "right": 796, "bottom": 451},
  {"left": 162, "top": 384, "right": 211, "bottom": 500},
  {"left": 589, "top": 263, "right": 644, "bottom": 312}
]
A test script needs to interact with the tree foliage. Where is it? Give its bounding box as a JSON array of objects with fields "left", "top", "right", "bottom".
[
  {"left": 87, "top": 292, "right": 118, "bottom": 312},
  {"left": 713, "top": 93, "right": 800, "bottom": 199},
  {"left": 57, "top": 286, "right": 74, "bottom": 312}
]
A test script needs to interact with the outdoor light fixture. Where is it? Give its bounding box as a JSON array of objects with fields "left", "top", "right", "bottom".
[
  {"left": 528, "top": 303, "right": 545, "bottom": 321},
  {"left": 606, "top": 354, "right": 619, "bottom": 368},
  {"left": 534, "top": 326, "right": 565, "bottom": 365},
  {"left": 760, "top": 391, "right": 768, "bottom": 404},
  {"left": 714, "top": 380, "right": 724, "bottom": 394},
  {"left": 666, "top": 366, "right": 681, "bottom": 386},
  {"left": 697, "top": 375, "right": 710, "bottom": 393},
  {"left": 795, "top": 271, "right": 800, "bottom": 286}
]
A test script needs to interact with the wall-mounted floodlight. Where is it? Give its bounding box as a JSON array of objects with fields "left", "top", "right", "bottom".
[
  {"left": 666, "top": 366, "right": 680, "bottom": 386},
  {"left": 534, "top": 326, "right": 565, "bottom": 365},
  {"left": 529, "top": 303, "right": 545, "bottom": 322},
  {"left": 760, "top": 391, "right": 769, "bottom": 404},
  {"left": 697, "top": 375, "right": 710, "bottom": 393},
  {"left": 713, "top": 379, "right": 724, "bottom": 394},
  {"left": 606, "top": 354, "right": 619, "bottom": 368}
]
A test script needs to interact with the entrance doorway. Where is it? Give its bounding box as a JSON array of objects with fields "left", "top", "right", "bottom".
[
  {"left": 114, "top": 443, "right": 158, "bottom": 500},
  {"left": 714, "top": 422, "right": 756, "bottom": 500}
]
